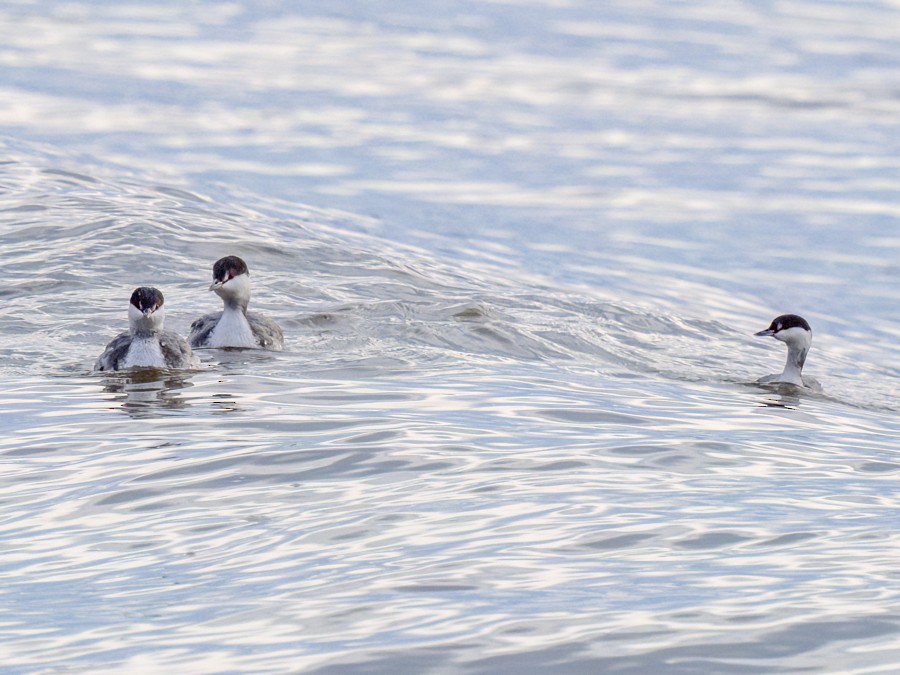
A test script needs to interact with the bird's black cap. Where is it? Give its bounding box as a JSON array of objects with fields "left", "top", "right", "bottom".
[
  {"left": 756, "top": 313, "right": 811, "bottom": 336},
  {"left": 212, "top": 256, "right": 249, "bottom": 283},
  {"left": 130, "top": 287, "right": 164, "bottom": 313}
]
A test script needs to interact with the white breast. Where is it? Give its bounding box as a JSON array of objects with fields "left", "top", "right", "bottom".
[
  {"left": 207, "top": 307, "right": 259, "bottom": 348},
  {"left": 122, "top": 336, "right": 166, "bottom": 368}
]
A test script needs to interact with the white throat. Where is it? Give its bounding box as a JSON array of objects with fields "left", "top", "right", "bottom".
[
  {"left": 128, "top": 304, "right": 165, "bottom": 335},
  {"left": 214, "top": 273, "right": 251, "bottom": 311}
]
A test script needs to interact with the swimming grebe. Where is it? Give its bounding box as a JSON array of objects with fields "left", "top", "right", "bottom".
[
  {"left": 754, "top": 314, "right": 818, "bottom": 388},
  {"left": 189, "top": 256, "right": 284, "bottom": 350},
  {"left": 95, "top": 287, "right": 198, "bottom": 371}
]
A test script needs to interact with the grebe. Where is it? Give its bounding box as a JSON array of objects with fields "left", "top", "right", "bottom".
[
  {"left": 95, "top": 287, "right": 198, "bottom": 371},
  {"left": 189, "top": 255, "right": 284, "bottom": 350},
  {"left": 754, "top": 314, "right": 819, "bottom": 388}
]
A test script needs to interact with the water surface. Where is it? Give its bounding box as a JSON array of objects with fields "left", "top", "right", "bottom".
[{"left": 2, "top": 1, "right": 900, "bottom": 672}]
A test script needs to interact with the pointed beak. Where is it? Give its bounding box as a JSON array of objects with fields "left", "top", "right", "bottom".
[
  {"left": 209, "top": 280, "right": 224, "bottom": 292},
  {"left": 755, "top": 329, "right": 775, "bottom": 337},
  {"left": 142, "top": 306, "right": 157, "bottom": 317}
]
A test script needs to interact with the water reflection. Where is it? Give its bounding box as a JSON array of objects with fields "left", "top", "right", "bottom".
[
  {"left": 755, "top": 383, "right": 805, "bottom": 410},
  {"left": 200, "top": 347, "right": 281, "bottom": 374},
  {"left": 210, "top": 392, "right": 242, "bottom": 414},
  {"left": 4, "top": 0, "right": 900, "bottom": 671},
  {"left": 99, "top": 369, "right": 194, "bottom": 416}
]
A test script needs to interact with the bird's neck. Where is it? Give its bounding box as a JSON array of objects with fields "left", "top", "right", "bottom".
[
  {"left": 129, "top": 313, "right": 164, "bottom": 338},
  {"left": 221, "top": 296, "right": 248, "bottom": 317},
  {"left": 780, "top": 344, "right": 808, "bottom": 386},
  {"left": 217, "top": 274, "right": 251, "bottom": 313}
]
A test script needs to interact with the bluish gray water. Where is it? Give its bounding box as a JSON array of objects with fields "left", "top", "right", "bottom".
[{"left": 2, "top": 1, "right": 900, "bottom": 672}]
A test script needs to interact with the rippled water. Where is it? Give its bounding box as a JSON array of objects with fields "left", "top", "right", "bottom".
[{"left": 2, "top": 1, "right": 900, "bottom": 672}]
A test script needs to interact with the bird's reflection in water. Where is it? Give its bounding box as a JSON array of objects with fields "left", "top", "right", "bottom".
[
  {"left": 209, "top": 392, "right": 243, "bottom": 414},
  {"left": 100, "top": 369, "right": 194, "bottom": 417},
  {"left": 207, "top": 347, "right": 278, "bottom": 373},
  {"left": 194, "top": 348, "right": 276, "bottom": 414},
  {"left": 756, "top": 382, "right": 804, "bottom": 410}
]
